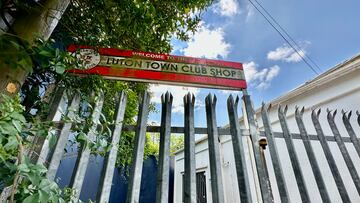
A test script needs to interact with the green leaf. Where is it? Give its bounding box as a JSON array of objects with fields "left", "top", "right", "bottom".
[
  {"left": 39, "top": 50, "right": 53, "bottom": 57},
  {"left": 12, "top": 120, "right": 22, "bottom": 132},
  {"left": 32, "top": 164, "right": 47, "bottom": 174},
  {"left": 38, "top": 189, "right": 50, "bottom": 202},
  {"left": 77, "top": 132, "right": 87, "bottom": 142},
  {"left": 10, "top": 112, "right": 26, "bottom": 123},
  {"left": 0, "top": 122, "right": 18, "bottom": 135},
  {"left": 48, "top": 132, "right": 57, "bottom": 148},
  {"left": 27, "top": 173, "right": 41, "bottom": 185},
  {"left": 18, "top": 163, "right": 30, "bottom": 173},
  {"left": 23, "top": 194, "right": 39, "bottom": 203},
  {"left": 55, "top": 65, "right": 65, "bottom": 74},
  {"left": 4, "top": 135, "right": 18, "bottom": 150}
]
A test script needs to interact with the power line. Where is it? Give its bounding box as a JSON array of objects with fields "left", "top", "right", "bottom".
[
  {"left": 246, "top": 0, "right": 320, "bottom": 75},
  {"left": 252, "top": 0, "right": 322, "bottom": 72}
]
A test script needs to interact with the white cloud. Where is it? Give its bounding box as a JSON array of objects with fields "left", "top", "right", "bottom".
[
  {"left": 182, "top": 24, "right": 230, "bottom": 59},
  {"left": 243, "top": 62, "right": 280, "bottom": 90},
  {"left": 149, "top": 84, "right": 201, "bottom": 114},
  {"left": 245, "top": 3, "right": 255, "bottom": 22},
  {"left": 213, "top": 0, "right": 239, "bottom": 17},
  {"left": 267, "top": 43, "right": 309, "bottom": 63},
  {"left": 220, "top": 89, "right": 240, "bottom": 94},
  {"left": 147, "top": 120, "right": 160, "bottom": 126}
]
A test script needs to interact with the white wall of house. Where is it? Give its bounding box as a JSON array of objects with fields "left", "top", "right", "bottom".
[
  {"left": 174, "top": 134, "right": 260, "bottom": 203},
  {"left": 174, "top": 54, "right": 360, "bottom": 203}
]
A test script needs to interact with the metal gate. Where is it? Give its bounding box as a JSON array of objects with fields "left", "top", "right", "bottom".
[{"left": 32, "top": 87, "right": 360, "bottom": 203}]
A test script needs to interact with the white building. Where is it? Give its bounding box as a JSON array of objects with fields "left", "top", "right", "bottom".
[{"left": 174, "top": 53, "right": 360, "bottom": 203}]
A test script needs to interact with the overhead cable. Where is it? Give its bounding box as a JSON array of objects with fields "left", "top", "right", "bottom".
[
  {"left": 253, "top": 0, "right": 322, "bottom": 72},
  {"left": 247, "top": 0, "right": 320, "bottom": 75}
]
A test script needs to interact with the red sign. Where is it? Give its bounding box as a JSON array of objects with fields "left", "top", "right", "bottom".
[{"left": 67, "top": 45, "right": 247, "bottom": 90}]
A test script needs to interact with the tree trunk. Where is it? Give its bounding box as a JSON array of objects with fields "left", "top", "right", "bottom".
[{"left": 0, "top": 0, "right": 70, "bottom": 96}]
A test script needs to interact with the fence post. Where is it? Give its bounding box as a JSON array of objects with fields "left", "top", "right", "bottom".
[
  {"left": 261, "top": 104, "right": 289, "bottom": 203},
  {"left": 242, "top": 90, "right": 273, "bottom": 203},
  {"left": 327, "top": 109, "right": 360, "bottom": 195},
  {"left": 35, "top": 87, "right": 67, "bottom": 165},
  {"left": 156, "top": 92, "right": 173, "bottom": 203},
  {"left": 227, "top": 95, "right": 252, "bottom": 203},
  {"left": 97, "top": 91, "right": 127, "bottom": 203},
  {"left": 295, "top": 107, "right": 330, "bottom": 202},
  {"left": 183, "top": 93, "right": 196, "bottom": 203},
  {"left": 342, "top": 111, "right": 360, "bottom": 158},
  {"left": 69, "top": 92, "right": 104, "bottom": 200},
  {"left": 278, "top": 106, "right": 310, "bottom": 203},
  {"left": 205, "top": 94, "right": 225, "bottom": 203},
  {"left": 126, "top": 91, "right": 151, "bottom": 203},
  {"left": 311, "top": 109, "right": 350, "bottom": 202},
  {"left": 46, "top": 93, "right": 81, "bottom": 180}
]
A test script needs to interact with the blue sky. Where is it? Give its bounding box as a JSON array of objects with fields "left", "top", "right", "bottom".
[{"left": 148, "top": 0, "right": 360, "bottom": 127}]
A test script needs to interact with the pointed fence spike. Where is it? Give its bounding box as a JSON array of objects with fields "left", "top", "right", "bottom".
[
  {"left": 284, "top": 105, "right": 288, "bottom": 115},
  {"left": 261, "top": 103, "right": 266, "bottom": 111},
  {"left": 301, "top": 107, "right": 305, "bottom": 114},
  {"left": 161, "top": 93, "right": 165, "bottom": 104},
  {"left": 348, "top": 111, "right": 352, "bottom": 119},
  {"left": 312, "top": 106, "right": 352, "bottom": 202},
  {"left": 278, "top": 105, "right": 282, "bottom": 113},
  {"left": 166, "top": 91, "right": 170, "bottom": 101},
  {"left": 227, "top": 95, "right": 233, "bottom": 106},
  {"left": 205, "top": 94, "right": 210, "bottom": 105},
  {"left": 213, "top": 95, "right": 217, "bottom": 104},
  {"left": 235, "top": 96, "right": 240, "bottom": 106},
  {"left": 205, "top": 92, "right": 225, "bottom": 203},
  {"left": 311, "top": 109, "right": 316, "bottom": 118},
  {"left": 191, "top": 93, "right": 195, "bottom": 105},
  {"left": 327, "top": 106, "right": 360, "bottom": 195},
  {"left": 268, "top": 103, "right": 272, "bottom": 111},
  {"left": 227, "top": 94, "right": 253, "bottom": 203},
  {"left": 295, "top": 105, "right": 330, "bottom": 202},
  {"left": 170, "top": 93, "right": 173, "bottom": 102},
  {"left": 126, "top": 92, "right": 151, "bottom": 203},
  {"left": 278, "top": 102, "right": 310, "bottom": 202},
  {"left": 98, "top": 92, "right": 127, "bottom": 203}
]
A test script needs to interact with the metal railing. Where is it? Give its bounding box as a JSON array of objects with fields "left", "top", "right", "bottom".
[{"left": 33, "top": 89, "right": 360, "bottom": 203}]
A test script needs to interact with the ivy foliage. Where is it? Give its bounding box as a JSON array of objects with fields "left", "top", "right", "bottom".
[{"left": 0, "top": 95, "right": 75, "bottom": 202}]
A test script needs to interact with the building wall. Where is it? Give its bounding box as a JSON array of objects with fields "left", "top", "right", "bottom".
[
  {"left": 174, "top": 134, "right": 265, "bottom": 203},
  {"left": 174, "top": 55, "right": 360, "bottom": 202}
]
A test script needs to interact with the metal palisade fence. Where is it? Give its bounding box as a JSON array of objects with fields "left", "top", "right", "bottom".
[{"left": 31, "top": 89, "right": 360, "bottom": 203}]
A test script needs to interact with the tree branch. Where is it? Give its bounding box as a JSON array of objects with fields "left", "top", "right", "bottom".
[{"left": 9, "top": 134, "right": 24, "bottom": 203}]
